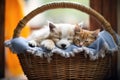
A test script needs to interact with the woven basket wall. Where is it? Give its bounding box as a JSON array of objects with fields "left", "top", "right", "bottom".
[{"left": 18, "top": 53, "right": 111, "bottom": 80}]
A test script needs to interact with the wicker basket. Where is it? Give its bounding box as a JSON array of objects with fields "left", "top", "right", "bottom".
[{"left": 13, "top": 2, "right": 116, "bottom": 80}]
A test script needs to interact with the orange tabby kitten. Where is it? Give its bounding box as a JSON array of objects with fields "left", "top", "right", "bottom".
[{"left": 73, "top": 24, "right": 100, "bottom": 47}]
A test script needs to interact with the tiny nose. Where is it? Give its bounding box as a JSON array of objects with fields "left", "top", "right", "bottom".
[
  {"left": 61, "top": 44, "right": 66, "bottom": 48},
  {"left": 79, "top": 42, "right": 83, "bottom": 46}
]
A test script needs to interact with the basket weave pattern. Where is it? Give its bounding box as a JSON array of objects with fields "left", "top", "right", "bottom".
[{"left": 18, "top": 53, "right": 111, "bottom": 80}]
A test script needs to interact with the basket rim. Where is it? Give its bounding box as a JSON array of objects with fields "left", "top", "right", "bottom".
[{"left": 13, "top": 1, "right": 116, "bottom": 42}]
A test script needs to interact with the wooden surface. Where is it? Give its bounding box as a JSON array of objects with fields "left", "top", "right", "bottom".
[
  {"left": 0, "top": 0, "right": 5, "bottom": 79},
  {"left": 102, "top": 0, "right": 118, "bottom": 79},
  {"left": 90, "top": 0, "right": 117, "bottom": 31},
  {"left": 90, "top": 0, "right": 118, "bottom": 80},
  {"left": 90, "top": 0, "right": 102, "bottom": 30}
]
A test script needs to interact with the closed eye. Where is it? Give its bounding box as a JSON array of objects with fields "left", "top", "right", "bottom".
[
  {"left": 68, "top": 37, "right": 73, "bottom": 40},
  {"left": 53, "top": 35, "right": 61, "bottom": 39},
  {"left": 54, "top": 38, "right": 59, "bottom": 41},
  {"left": 84, "top": 40, "right": 89, "bottom": 42},
  {"left": 77, "top": 39, "right": 80, "bottom": 41}
]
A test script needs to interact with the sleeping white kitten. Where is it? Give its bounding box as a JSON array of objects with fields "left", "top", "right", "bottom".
[{"left": 28, "top": 21, "right": 75, "bottom": 50}]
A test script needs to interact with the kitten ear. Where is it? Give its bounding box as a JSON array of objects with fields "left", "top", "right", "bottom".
[
  {"left": 78, "top": 21, "right": 84, "bottom": 27},
  {"left": 78, "top": 22, "right": 89, "bottom": 30},
  {"left": 92, "top": 29, "right": 100, "bottom": 37},
  {"left": 74, "top": 24, "right": 81, "bottom": 32},
  {"left": 48, "top": 21, "right": 56, "bottom": 32}
]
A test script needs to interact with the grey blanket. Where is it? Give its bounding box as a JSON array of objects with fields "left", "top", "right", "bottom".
[{"left": 5, "top": 30, "right": 120, "bottom": 60}]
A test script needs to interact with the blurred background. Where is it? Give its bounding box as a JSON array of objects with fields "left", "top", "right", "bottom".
[{"left": 24, "top": 0, "right": 89, "bottom": 29}]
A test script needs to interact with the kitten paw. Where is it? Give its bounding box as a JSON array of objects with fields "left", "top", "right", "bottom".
[
  {"left": 41, "top": 40, "right": 55, "bottom": 50},
  {"left": 28, "top": 40, "right": 37, "bottom": 47}
]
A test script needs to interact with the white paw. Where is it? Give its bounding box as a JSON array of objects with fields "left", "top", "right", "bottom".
[
  {"left": 28, "top": 40, "right": 37, "bottom": 47},
  {"left": 41, "top": 40, "right": 55, "bottom": 50}
]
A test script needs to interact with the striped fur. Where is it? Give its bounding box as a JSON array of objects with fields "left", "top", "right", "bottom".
[{"left": 73, "top": 24, "right": 100, "bottom": 47}]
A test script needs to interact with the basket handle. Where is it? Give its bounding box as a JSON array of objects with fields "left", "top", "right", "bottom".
[{"left": 13, "top": 2, "right": 116, "bottom": 42}]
